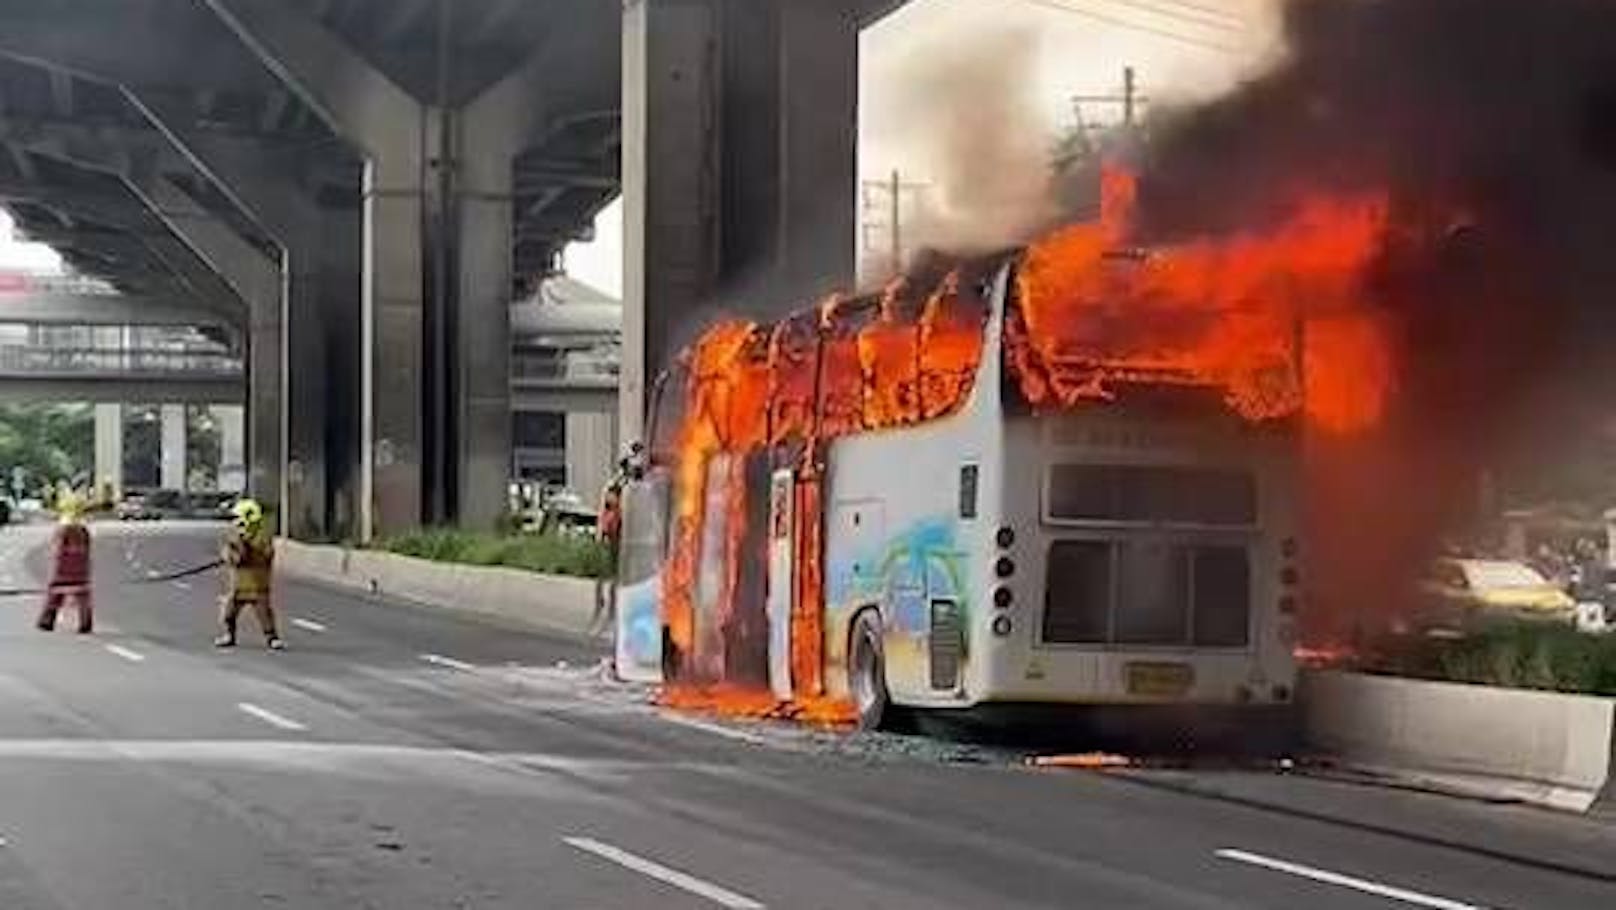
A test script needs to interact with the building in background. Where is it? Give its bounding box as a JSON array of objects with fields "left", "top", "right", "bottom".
[{"left": 510, "top": 275, "right": 620, "bottom": 503}]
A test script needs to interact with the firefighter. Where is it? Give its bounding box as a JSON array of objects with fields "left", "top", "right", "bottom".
[
  {"left": 37, "top": 491, "right": 94, "bottom": 634},
  {"left": 590, "top": 474, "right": 625, "bottom": 638},
  {"left": 214, "top": 498, "right": 282, "bottom": 650}
]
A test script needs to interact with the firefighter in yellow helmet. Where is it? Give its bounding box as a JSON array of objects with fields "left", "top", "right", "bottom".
[
  {"left": 215, "top": 498, "right": 282, "bottom": 650},
  {"left": 37, "top": 491, "right": 93, "bottom": 634}
]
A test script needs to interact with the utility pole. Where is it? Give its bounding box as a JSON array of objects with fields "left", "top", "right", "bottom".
[
  {"left": 860, "top": 170, "right": 930, "bottom": 278},
  {"left": 1072, "top": 66, "right": 1149, "bottom": 133},
  {"left": 1123, "top": 65, "right": 1137, "bottom": 126}
]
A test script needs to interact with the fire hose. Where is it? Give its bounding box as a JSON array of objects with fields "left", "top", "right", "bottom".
[{"left": 0, "top": 559, "right": 226, "bottom": 598}]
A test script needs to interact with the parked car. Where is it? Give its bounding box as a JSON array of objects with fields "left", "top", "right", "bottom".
[
  {"left": 1415, "top": 558, "right": 1576, "bottom": 634},
  {"left": 116, "top": 492, "right": 157, "bottom": 521}
]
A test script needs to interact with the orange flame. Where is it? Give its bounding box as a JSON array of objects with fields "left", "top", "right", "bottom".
[
  {"left": 1014, "top": 167, "right": 1394, "bottom": 432},
  {"left": 660, "top": 277, "right": 987, "bottom": 719}
]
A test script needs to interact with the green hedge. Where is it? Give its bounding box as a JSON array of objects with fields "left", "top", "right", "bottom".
[
  {"left": 1367, "top": 623, "right": 1616, "bottom": 697},
  {"left": 379, "top": 528, "right": 613, "bottom": 579}
]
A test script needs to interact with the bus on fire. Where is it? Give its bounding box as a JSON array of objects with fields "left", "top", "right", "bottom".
[{"left": 613, "top": 248, "right": 1305, "bottom": 730}]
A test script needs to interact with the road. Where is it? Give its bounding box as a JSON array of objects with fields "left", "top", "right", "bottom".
[{"left": 0, "top": 521, "right": 1609, "bottom": 909}]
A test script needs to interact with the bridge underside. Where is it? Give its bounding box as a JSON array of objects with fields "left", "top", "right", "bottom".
[
  {"left": 0, "top": 375, "right": 243, "bottom": 405},
  {"left": 0, "top": 0, "right": 888, "bottom": 540}
]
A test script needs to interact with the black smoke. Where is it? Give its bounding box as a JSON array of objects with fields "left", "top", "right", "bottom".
[{"left": 1130, "top": 0, "right": 1616, "bottom": 638}]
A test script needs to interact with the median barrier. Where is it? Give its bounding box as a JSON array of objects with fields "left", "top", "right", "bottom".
[
  {"left": 1301, "top": 669, "right": 1615, "bottom": 813},
  {"left": 276, "top": 539, "right": 604, "bottom": 642}
]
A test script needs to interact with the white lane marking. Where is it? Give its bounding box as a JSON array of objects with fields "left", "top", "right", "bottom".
[
  {"left": 1214, "top": 849, "right": 1488, "bottom": 910},
  {"left": 103, "top": 644, "right": 146, "bottom": 663},
  {"left": 172, "top": 580, "right": 191, "bottom": 590},
  {"left": 563, "top": 836, "right": 765, "bottom": 909},
  {"left": 420, "top": 653, "right": 475, "bottom": 672},
  {"left": 655, "top": 711, "right": 769, "bottom": 746},
  {"left": 292, "top": 618, "right": 327, "bottom": 633},
  {"left": 236, "top": 702, "right": 308, "bottom": 732}
]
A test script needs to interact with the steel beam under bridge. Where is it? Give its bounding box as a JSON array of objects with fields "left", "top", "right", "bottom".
[
  {"left": 0, "top": 375, "right": 244, "bottom": 405},
  {"left": 0, "top": 292, "right": 233, "bottom": 329},
  {"left": 510, "top": 379, "right": 616, "bottom": 416}
]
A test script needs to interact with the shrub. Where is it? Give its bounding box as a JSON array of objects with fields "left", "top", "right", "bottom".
[
  {"left": 1368, "top": 623, "right": 1616, "bottom": 697},
  {"left": 378, "top": 528, "right": 611, "bottom": 579}
]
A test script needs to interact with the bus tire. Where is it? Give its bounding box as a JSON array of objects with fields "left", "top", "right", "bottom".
[{"left": 849, "top": 610, "right": 891, "bottom": 731}]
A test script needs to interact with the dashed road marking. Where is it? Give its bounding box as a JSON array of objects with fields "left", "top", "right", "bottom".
[
  {"left": 103, "top": 644, "right": 146, "bottom": 663},
  {"left": 236, "top": 702, "right": 307, "bottom": 732},
  {"left": 563, "top": 836, "right": 765, "bottom": 909},
  {"left": 292, "top": 618, "right": 328, "bottom": 633},
  {"left": 1214, "top": 849, "right": 1487, "bottom": 910},
  {"left": 420, "top": 653, "right": 475, "bottom": 672},
  {"left": 655, "top": 711, "right": 769, "bottom": 746}
]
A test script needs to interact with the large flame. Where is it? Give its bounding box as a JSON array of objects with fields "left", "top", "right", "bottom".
[
  {"left": 659, "top": 277, "right": 987, "bottom": 723},
  {"left": 1013, "top": 168, "right": 1394, "bottom": 432}
]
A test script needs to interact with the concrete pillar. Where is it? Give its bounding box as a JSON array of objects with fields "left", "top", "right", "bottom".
[
  {"left": 566, "top": 411, "right": 618, "bottom": 507},
  {"left": 139, "top": 176, "right": 281, "bottom": 510},
  {"left": 620, "top": 0, "right": 859, "bottom": 443},
  {"left": 215, "top": 404, "right": 247, "bottom": 492},
  {"left": 94, "top": 403, "right": 123, "bottom": 501},
  {"left": 201, "top": 0, "right": 425, "bottom": 542},
  {"left": 160, "top": 404, "right": 187, "bottom": 492},
  {"left": 129, "top": 90, "right": 341, "bottom": 541}
]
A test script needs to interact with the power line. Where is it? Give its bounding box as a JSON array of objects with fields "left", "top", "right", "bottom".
[
  {"left": 1146, "top": 0, "right": 1248, "bottom": 26},
  {"left": 1097, "top": 0, "right": 1246, "bottom": 33},
  {"left": 1014, "top": 0, "right": 1240, "bottom": 53}
]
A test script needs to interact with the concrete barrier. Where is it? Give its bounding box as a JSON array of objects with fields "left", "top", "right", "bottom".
[
  {"left": 1302, "top": 670, "right": 1616, "bottom": 813},
  {"left": 276, "top": 539, "right": 605, "bottom": 642}
]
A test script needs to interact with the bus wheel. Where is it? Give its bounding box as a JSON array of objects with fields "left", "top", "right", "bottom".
[{"left": 849, "top": 610, "right": 890, "bottom": 731}]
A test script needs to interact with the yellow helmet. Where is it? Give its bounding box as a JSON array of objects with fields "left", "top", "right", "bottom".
[
  {"left": 232, "top": 498, "right": 264, "bottom": 526},
  {"left": 56, "top": 490, "right": 86, "bottom": 523}
]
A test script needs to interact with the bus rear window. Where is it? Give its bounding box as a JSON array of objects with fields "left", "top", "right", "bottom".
[
  {"left": 1047, "top": 465, "right": 1256, "bottom": 526},
  {"left": 1043, "top": 541, "right": 1110, "bottom": 643},
  {"left": 1043, "top": 541, "right": 1251, "bottom": 647}
]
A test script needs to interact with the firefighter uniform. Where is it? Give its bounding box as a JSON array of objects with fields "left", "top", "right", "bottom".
[
  {"left": 37, "top": 493, "right": 93, "bottom": 634},
  {"left": 215, "top": 499, "right": 282, "bottom": 650}
]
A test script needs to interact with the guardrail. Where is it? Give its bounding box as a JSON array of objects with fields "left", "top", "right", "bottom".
[
  {"left": 511, "top": 351, "right": 618, "bottom": 381},
  {"left": 0, "top": 345, "right": 243, "bottom": 376},
  {"left": 0, "top": 275, "right": 118, "bottom": 296}
]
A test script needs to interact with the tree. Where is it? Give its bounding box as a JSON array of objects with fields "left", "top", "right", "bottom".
[{"left": 0, "top": 403, "right": 94, "bottom": 495}]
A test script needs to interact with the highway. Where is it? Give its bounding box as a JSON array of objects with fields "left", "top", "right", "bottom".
[{"left": 0, "top": 521, "right": 1609, "bottom": 909}]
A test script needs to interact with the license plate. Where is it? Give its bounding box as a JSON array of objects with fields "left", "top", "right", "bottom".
[{"left": 1125, "top": 662, "right": 1195, "bottom": 697}]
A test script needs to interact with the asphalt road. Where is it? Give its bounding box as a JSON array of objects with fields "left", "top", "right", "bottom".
[{"left": 0, "top": 521, "right": 1610, "bottom": 909}]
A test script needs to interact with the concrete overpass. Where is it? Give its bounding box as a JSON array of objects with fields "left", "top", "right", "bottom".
[
  {"left": 0, "top": 0, "right": 901, "bottom": 541},
  {"left": 0, "top": 290, "right": 234, "bottom": 330}
]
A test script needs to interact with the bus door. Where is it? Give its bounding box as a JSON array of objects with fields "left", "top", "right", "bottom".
[
  {"left": 615, "top": 471, "right": 669, "bottom": 684},
  {"left": 691, "top": 454, "right": 734, "bottom": 680},
  {"left": 766, "top": 469, "right": 795, "bottom": 700}
]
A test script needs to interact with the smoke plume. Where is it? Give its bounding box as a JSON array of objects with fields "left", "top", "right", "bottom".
[
  {"left": 1134, "top": 0, "right": 1616, "bottom": 637},
  {"left": 867, "top": 27, "right": 1061, "bottom": 273}
]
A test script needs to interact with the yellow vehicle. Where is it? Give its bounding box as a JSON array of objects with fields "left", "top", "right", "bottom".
[{"left": 1416, "top": 558, "right": 1575, "bottom": 634}]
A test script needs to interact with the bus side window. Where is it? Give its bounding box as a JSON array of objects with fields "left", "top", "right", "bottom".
[{"left": 959, "top": 464, "right": 979, "bottom": 519}]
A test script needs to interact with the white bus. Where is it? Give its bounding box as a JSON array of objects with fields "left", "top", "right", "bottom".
[{"left": 615, "top": 255, "right": 1302, "bottom": 730}]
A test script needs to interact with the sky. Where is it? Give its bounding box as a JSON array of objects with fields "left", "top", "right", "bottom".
[{"left": 0, "top": 209, "right": 65, "bottom": 273}]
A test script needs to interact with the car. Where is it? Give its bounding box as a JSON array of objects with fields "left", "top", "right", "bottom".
[
  {"left": 1415, "top": 558, "right": 1576, "bottom": 634},
  {"left": 116, "top": 492, "right": 154, "bottom": 521},
  {"left": 145, "top": 489, "right": 183, "bottom": 519}
]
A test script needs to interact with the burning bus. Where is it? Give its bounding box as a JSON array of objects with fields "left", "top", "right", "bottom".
[{"left": 614, "top": 171, "right": 1391, "bottom": 729}]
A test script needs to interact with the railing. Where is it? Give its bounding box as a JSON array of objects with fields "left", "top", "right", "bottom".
[
  {"left": 0, "top": 345, "right": 243, "bottom": 376},
  {"left": 511, "top": 350, "right": 619, "bottom": 381},
  {"left": 0, "top": 274, "right": 119, "bottom": 296}
]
